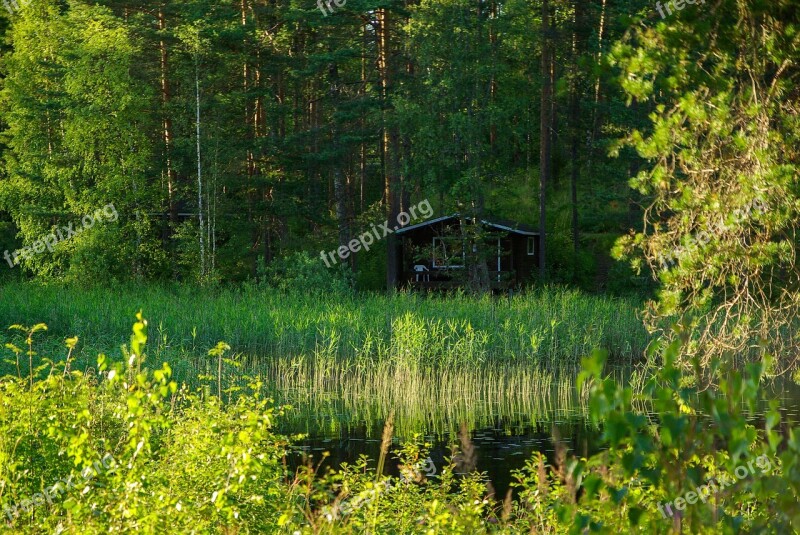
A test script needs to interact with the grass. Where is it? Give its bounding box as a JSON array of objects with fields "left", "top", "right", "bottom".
[
  {"left": 0, "top": 282, "right": 646, "bottom": 438},
  {"left": 0, "top": 281, "right": 648, "bottom": 369},
  {"left": 267, "top": 357, "right": 618, "bottom": 437}
]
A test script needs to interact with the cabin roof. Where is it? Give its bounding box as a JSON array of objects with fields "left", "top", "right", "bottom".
[{"left": 396, "top": 214, "right": 538, "bottom": 236}]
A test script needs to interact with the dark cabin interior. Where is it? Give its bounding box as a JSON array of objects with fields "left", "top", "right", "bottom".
[{"left": 394, "top": 215, "right": 540, "bottom": 289}]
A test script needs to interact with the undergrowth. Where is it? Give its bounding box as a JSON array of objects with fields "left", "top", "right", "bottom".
[{"left": 0, "top": 314, "right": 797, "bottom": 533}]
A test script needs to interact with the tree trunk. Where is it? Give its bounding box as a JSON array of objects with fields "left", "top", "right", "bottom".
[
  {"left": 195, "top": 51, "right": 205, "bottom": 277},
  {"left": 158, "top": 7, "right": 177, "bottom": 253},
  {"left": 590, "top": 0, "right": 607, "bottom": 150},
  {"left": 550, "top": 44, "right": 558, "bottom": 187},
  {"left": 570, "top": 0, "right": 584, "bottom": 252},
  {"left": 329, "top": 60, "right": 351, "bottom": 265},
  {"left": 539, "top": 0, "right": 551, "bottom": 279},
  {"left": 334, "top": 167, "right": 351, "bottom": 261},
  {"left": 378, "top": 8, "right": 401, "bottom": 290}
]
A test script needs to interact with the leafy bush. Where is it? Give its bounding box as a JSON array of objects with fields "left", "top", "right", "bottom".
[
  {"left": 257, "top": 251, "right": 354, "bottom": 295},
  {"left": 0, "top": 315, "right": 291, "bottom": 534}
]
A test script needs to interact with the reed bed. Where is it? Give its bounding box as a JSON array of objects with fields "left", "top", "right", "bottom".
[
  {"left": 264, "top": 354, "right": 598, "bottom": 438},
  {"left": 0, "top": 282, "right": 641, "bottom": 438},
  {"left": 0, "top": 282, "right": 648, "bottom": 372}
]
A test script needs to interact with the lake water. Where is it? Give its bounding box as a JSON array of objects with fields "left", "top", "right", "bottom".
[{"left": 275, "top": 372, "right": 800, "bottom": 498}]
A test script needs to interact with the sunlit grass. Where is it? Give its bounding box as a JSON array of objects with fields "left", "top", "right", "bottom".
[
  {"left": 0, "top": 282, "right": 648, "bottom": 370},
  {"left": 0, "top": 282, "right": 645, "bottom": 438}
]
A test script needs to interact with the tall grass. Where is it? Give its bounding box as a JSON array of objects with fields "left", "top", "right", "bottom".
[
  {"left": 0, "top": 282, "right": 645, "bottom": 438},
  {"left": 265, "top": 354, "right": 601, "bottom": 437},
  {"left": 0, "top": 282, "right": 648, "bottom": 371}
]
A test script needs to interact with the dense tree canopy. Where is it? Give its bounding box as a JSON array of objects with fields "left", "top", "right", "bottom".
[{"left": 0, "top": 0, "right": 649, "bottom": 290}]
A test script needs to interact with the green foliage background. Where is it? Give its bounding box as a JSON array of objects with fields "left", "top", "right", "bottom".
[{"left": 0, "top": 0, "right": 651, "bottom": 291}]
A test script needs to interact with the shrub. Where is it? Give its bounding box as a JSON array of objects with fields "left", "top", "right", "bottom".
[
  {"left": 257, "top": 251, "right": 354, "bottom": 295},
  {"left": 0, "top": 315, "right": 291, "bottom": 534}
]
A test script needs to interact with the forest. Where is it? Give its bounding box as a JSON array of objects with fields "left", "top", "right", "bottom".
[
  {"left": 0, "top": 0, "right": 650, "bottom": 292},
  {"left": 1, "top": 0, "right": 800, "bottom": 533}
]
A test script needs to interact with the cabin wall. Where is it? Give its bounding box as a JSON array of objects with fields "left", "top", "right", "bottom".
[
  {"left": 512, "top": 234, "right": 539, "bottom": 283},
  {"left": 397, "top": 221, "right": 540, "bottom": 288}
]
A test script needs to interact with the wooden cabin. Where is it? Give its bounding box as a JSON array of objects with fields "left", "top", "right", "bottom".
[{"left": 393, "top": 215, "right": 540, "bottom": 289}]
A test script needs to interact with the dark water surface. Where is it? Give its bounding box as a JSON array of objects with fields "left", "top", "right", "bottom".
[
  {"left": 275, "top": 372, "right": 800, "bottom": 498},
  {"left": 292, "top": 416, "right": 603, "bottom": 498}
]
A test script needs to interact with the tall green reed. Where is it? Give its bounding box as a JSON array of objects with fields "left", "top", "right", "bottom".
[{"left": 0, "top": 282, "right": 648, "bottom": 374}]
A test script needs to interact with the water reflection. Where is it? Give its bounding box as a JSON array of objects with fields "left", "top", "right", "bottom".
[{"left": 273, "top": 367, "right": 800, "bottom": 497}]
